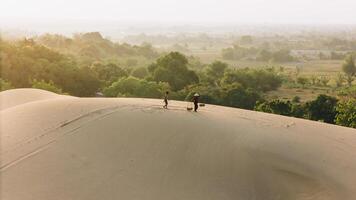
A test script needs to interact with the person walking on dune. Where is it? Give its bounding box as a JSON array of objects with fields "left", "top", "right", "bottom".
[
  {"left": 163, "top": 91, "right": 169, "bottom": 109},
  {"left": 191, "top": 93, "right": 200, "bottom": 112}
]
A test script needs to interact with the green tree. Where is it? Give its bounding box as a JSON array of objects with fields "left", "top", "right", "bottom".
[
  {"left": 103, "top": 76, "right": 169, "bottom": 98},
  {"left": 131, "top": 67, "right": 148, "bottom": 79},
  {"left": 342, "top": 55, "right": 356, "bottom": 86},
  {"left": 254, "top": 100, "right": 293, "bottom": 116},
  {"left": 255, "top": 99, "right": 308, "bottom": 118},
  {"left": 91, "top": 62, "right": 128, "bottom": 85},
  {"left": 291, "top": 103, "right": 306, "bottom": 118},
  {"left": 31, "top": 79, "right": 63, "bottom": 94},
  {"left": 335, "top": 99, "right": 356, "bottom": 128},
  {"left": 1, "top": 40, "right": 101, "bottom": 96},
  {"left": 205, "top": 61, "right": 228, "bottom": 86},
  {"left": 0, "top": 79, "right": 14, "bottom": 91},
  {"left": 148, "top": 52, "right": 199, "bottom": 91},
  {"left": 222, "top": 84, "right": 261, "bottom": 109},
  {"left": 305, "top": 94, "right": 338, "bottom": 124},
  {"left": 65, "top": 66, "right": 101, "bottom": 96},
  {"left": 221, "top": 68, "right": 282, "bottom": 92}
]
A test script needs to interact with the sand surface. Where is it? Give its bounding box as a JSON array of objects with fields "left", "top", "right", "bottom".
[
  {"left": 1, "top": 88, "right": 356, "bottom": 200},
  {"left": 0, "top": 88, "right": 73, "bottom": 111}
]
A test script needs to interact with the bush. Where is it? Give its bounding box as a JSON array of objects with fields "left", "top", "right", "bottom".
[
  {"left": 291, "top": 103, "right": 306, "bottom": 118},
  {"left": 103, "top": 76, "right": 169, "bottom": 98},
  {"left": 292, "top": 96, "right": 301, "bottom": 103},
  {"left": 305, "top": 94, "right": 338, "bottom": 124},
  {"left": 335, "top": 99, "right": 356, "bottom": 128},
  {"left": 91, "top": 62, "right": 128, "bottom": 85},
  {"left": 0, "top": 79, "right": 14, "bottom": 91},
  {"left": 31, "top": 79, "right": 63, "bottom": 94},
  {"left": 255, "top": 100, "right": 293, "bottom": 116},
  {"left": 255, "top": 98, "right": 309, "bottom": 118},
  {"left": 338, "top": 86, "right": 356, "bottom": 98},
  {"left": 221, "top": 68, "right": 283, "bottom": 92},
  {"left": 131, "top": 67, "right": 149, "bottom": 79},
  {"left": 1, "top": 40, "right": 101, "bottom": 96},
  {"left": 148, "top": 52, "right": 199, "bottom": 91},
  {"left": 222, "top": 84, "right": 261, "bottom": 109}
]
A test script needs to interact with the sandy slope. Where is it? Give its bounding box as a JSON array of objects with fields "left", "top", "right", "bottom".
[
  {"left": 0, "top": 88, "right": 73, "bottom": 111},
  {"left": 1, "top": 89, "right": 356, "bottom": 200}
]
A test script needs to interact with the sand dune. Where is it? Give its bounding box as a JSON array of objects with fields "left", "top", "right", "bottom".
[
  {"left": 1, "top": 89, "right": 356, "bottom": 200},
  {"left": 0, "top": 88, "right": 73, "bottom": 111}
]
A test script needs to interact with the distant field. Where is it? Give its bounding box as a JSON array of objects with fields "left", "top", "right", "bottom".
[
  {"left": 189, "top": 49, "right": 345, "bottom": 102},
  {"left": 189, "top": 49, "right": 343, "bottom": 72},
  {"left": 287, "top": 60, "right": 343, "bottom": 74},
  {"left": 265, "top": 86, "right": 338, "bottom": 102}
]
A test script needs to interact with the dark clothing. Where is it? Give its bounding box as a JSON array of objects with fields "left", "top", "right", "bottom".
[
  {"left": 192, "top": 96, "right": 199, "bottom": 112},
  {"left": 163, "top": 94, "right": 168, "bottom": 108},
  {"left": 194, "top": 102, "right": 198, "bottom": 112}
]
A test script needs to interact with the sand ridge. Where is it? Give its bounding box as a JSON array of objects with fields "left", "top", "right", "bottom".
[
  {"left": 1, "top": 88, "right": 356, "bottom": 200},
  {"left": 0, "top": 88, "right": 74, "bottom": 111}
]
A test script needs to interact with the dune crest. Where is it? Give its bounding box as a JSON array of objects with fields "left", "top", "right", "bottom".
[
  {"left": 1, "top": 89, "right": 356, "bottom": 200},
  {"left": 0, "top": 88, "right": 73, "bottom": 111}
]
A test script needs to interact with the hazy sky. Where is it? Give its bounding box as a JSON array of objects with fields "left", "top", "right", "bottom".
[{"left": 1, "top": 0, "right": 356, "bottom": 24}]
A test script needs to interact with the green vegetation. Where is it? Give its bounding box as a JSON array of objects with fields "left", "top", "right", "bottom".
[
  {"left": 335, "top": 99, "right": 356, "bottom": 128},
  {"left": 1, "top": 33, "right": 355, "bottom": 128},
  {"left": 36, "top": 33, "right": 159, "bottom": 65},
  {"left": 342, "top": 55, "right": 356, "bottom": 86},
  {"left": 131, "top": 67, "right": 149, "bottom": 79},
  {"left": 255, "top": 94, "right": 354, "bottom": 126},
  {"left": 221, "top": 45, "right": 295, "bottom": 62},
  {"left": 205, "top": 61, "right": 228, "bottom": 85},
  {"left": 147, "top": 52, "right": 199, "bottom": 91},
  {"left": 91, "top": 62, "right": 128, "bottom": 86},
  {"left": 305, "top": 95, "right": 338, "bottom": 123},
  {"left": 31, "top": 79, "right": 63, "bottom": 94},
  {"left": 0, "top": 78, "right": 14, "bottom": 91},
  {"left": 103, "top": 76, "right": 169, "bottom": 98},
  {"left": 255, "top": 100, "right": 297, "bottom": 117},
  {"left": 0, "top": 39, "right": 101, "bottom": 96},
  {"left": 220, "top": 68, "right": 282, "bottom": 92}
]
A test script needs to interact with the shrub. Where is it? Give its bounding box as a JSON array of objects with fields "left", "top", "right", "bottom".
[
  {"left": 0, "top": 79, "right": 14, "bottom": 91},
  {"left": 103, "top": 76, "right": 169, "bottom": 98},
  {"left": 305, "top": 94, "right": 338, "bottom": 124},
  {"left": 255, "top": 100, "right": 293, "bottom": 116},
  {"left": 335, "top": 99, "right": 356, "bottom": 128},
  {"left": 31, "top": 79, "right": 63, "bottom": 94}
]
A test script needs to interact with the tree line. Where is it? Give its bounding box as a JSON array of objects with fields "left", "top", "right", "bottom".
[{"left": 1, "top": 37, "right": 355, "bottom": 128}]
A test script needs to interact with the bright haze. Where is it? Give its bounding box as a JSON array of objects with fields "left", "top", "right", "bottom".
[
  {"left": 1, "top": 0, "right": 356, "bottom": 36},
  {"left": 2, "top": 0, "right": 356, "bottom": 23}
]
